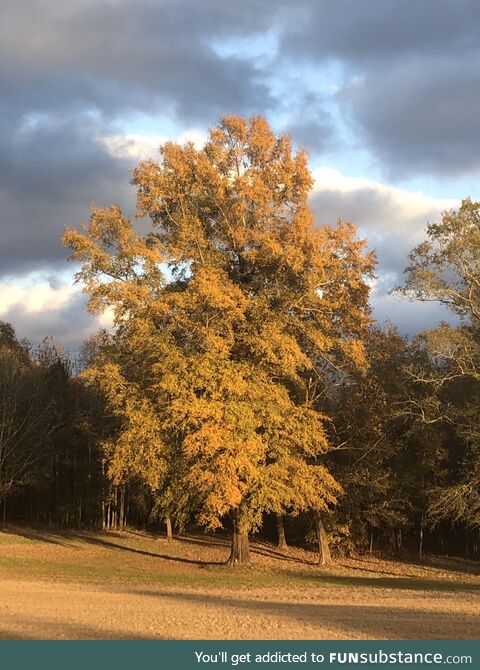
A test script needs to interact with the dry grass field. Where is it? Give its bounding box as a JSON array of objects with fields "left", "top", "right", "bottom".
[{"left": 1, "top": 526, "right": 479, "bottom": 640}]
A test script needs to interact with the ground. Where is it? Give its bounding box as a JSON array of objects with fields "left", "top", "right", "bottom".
[{"left": 1, "top": 527, "right": 479, "bottom": 640}]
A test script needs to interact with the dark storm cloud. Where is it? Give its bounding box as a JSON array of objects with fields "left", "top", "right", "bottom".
[
  {"left": 342, "top": 57, "right": 480, "bottom": 176},
  {"left": 280, "top": 0, "right": 480, "bottom": 62},
  {"left": 0, "top": 0, "right": 278, "bottom": 273},
  {"left": 0, "top": 0, "right": 274, "bottom": 123},
  {"left": 276, "top": 0, "right": 480, "bottom": 176},
  {"left": 0, "top": 112, "right": 135, "bottom": 274}
]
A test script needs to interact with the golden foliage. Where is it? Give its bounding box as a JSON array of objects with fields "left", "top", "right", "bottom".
[{"left": 64, "top": 115, "right": 374, "bottom": 533}]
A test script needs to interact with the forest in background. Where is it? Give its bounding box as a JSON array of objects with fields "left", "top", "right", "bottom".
[{"left": 1, "top": 116, "right": 479, "bottom": 565}]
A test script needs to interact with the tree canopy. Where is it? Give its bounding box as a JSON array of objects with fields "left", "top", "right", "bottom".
[
  {"left": 398, "top": 199, "right": 480, "bottom": 530},
  {"left": 63, "top": 115, "right": 375, "bottom": 563}
]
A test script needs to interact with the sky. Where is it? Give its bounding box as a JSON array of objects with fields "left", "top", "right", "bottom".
[{"left": 1, "top": 0, "right": 479, "bottom": 350}]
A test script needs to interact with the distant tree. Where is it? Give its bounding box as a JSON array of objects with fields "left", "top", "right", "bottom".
[
  {"left": 64, "top": 115, "right": 374, "bottom": 564},
  {"left": 0, "top": 323, "right": 53, "bottom": 521},
  {"left": 398, "top": 199, "right": 480, "bottom": 533}
]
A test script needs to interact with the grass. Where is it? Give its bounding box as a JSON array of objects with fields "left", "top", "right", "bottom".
[{"left": 1, "top": 525, "right": 479, "bottom": 593}]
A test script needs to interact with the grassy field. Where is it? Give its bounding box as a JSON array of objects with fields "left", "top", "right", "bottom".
[{"left": 1, "top": 526, "right": 479, "bottom": 639}]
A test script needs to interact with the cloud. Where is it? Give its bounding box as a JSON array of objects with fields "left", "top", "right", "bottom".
[
  {"left": 0, "top": 275, "right": 103, "bottom": 348},
  {"left": 311, "top": 168, "right": 457, "bottom": 277},
  {"left": 279, "top": 0, "right": 480, "bottom": 63},
  {"left": 0, "top": 0, "right": 478, "bottom": 341},
  {"left": 0, "top": 280, "right": 75, "bottom": 315},
  {"left": 342, "top": 56, "right": 480, "bottom": 176},
  {"left": 0, "top": 111, "right": 136, "bottom": 275},
  {"left": 371, "top": 290, "right": 457, "bottom": 337},
  {"left": 100, "top": 128, "right": 207, "bottom": 162},
  {"left": 310, "top": 168, "right": 459, "bottom": 332},
  {"left": 1, "top": 0, "right": 479, "bottom": 181},
  {"left": 0, "top": 0, "right": 274, "bottom": 124},
  {"left": 276, "top": 0, "right": 480, "bottom": 175}
]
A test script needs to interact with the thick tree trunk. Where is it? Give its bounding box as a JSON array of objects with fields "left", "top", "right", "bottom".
[
  {"left": 313, "top": 511, "right": 331, "bottom": 566},
  {"left": 276, "top": 514, "right": 287, "bottom": 550},
  {"left": 166, "top": 514, "right": 173, "bottom": 542},
  {"left": 228, "top": 509, "right": 250, "bottom": 565}
]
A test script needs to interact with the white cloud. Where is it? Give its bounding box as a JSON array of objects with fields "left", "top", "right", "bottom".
[
  {"left": 100, "top": 128, "right": 208, "bottom": 162},
  {"left": 312, "top": 167, "right": 457, "bottom": 235},
  {"left": 310, "top": 167, "right": 460, "bottom": 333},
  {"left": 0, "top": 280, "right": 75, "bottom": 315},
  {"left": 311, "top": 166, "right": 459, "bottom": 275},
  {"left": 0, "top": 275, "right": 111, "bottom": 348}
]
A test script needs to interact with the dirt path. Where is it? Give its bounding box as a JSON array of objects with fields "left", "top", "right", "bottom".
[{"left": 1, "top": 577, "right": 479, "bottom": 639}]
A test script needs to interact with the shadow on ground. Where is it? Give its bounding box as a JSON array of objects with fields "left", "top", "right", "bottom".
[{"left": 127, "top": 588, "right": 480, "bottom": 639}]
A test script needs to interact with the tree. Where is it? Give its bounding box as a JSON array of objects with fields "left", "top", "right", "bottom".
[
  {"left": 398, "top": 198, "right": 480, "bottom": 533},
  {"left": 0, "top": 323, "right": 54, "bottom": 521},
  {"left": 64, "top": 115, "right": 374, "bottom": 564}
]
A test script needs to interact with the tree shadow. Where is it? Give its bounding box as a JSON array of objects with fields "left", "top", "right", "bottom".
[
  {"left": 347, "top": 554, "right": 480, "bottom": 579},
  {"left": 130, "top": 588, "right": 480, "bottom": 639},
  {"left": 282, "top": 569, "right": 480, "bottom": 593},
  {"left": 176, "top": 533, "right": 314, "bottom": 565},
  {"left": 0, "top": 617, "right": 167, "bottom": 640},
  {"left": 0, "top": 526, "right": 76, "bottom": 547},
  {"left": 176, "top": 533, "right": 230, "bottom": 548},
  {"left": 78, "top": 534, "right": 223, "bottom": 566}
]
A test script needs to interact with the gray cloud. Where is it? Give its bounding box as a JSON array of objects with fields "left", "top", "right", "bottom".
[
  {"left": 372, "top": 292, "right": 457, "bottom": 337},
  {"left": 285, "top": 107, "right": 334, "bottom": 157},
  {"left": 342, "top": 57, "right": 480, "bottom": 176},
  {"left": 279, "top": 0, "right": 480, "bottom": 63},
  {"left": 277, "top": 0, "right": 480, "bottom": 175},
  {"left": 0, "top": 112, "right": 135, "bottom": 274},
  {"left": 0, "top": 0, "right": 274, "bottom": 123},
  {"left": 310, "top": 184, "right": 442, "bottom": 278},
  {"left": 0, "top": 0, "right": 278, "bottom": 274},
  {"left": 1, "top": 0, "right": 479, "bottom": 181},
  {"left": 0, "top": 0, "right": 478, "bottom": 342},
  {"left": 309, "top": 178, "right": 459, "bottom": 333}
]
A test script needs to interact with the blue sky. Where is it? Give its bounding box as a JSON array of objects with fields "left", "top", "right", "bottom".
[{"left": 1, "top": 0, "right": 479, "bottom": 348}]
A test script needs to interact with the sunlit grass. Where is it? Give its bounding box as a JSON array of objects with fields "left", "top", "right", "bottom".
[{"left": 1, "top": 527, "right": 479, "bottom": 593}]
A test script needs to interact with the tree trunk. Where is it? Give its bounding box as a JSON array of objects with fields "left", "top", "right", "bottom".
[
  {"left": 228, "top": 509, "right": 250, "bottom": 565},
  {"left": 119, "top": 486, "right": 125, "bottom": 529},
  {"left": 166, "top": 514, "right": 173, "bottom": 542},
  {"left": 369, "top": 527, "right": 374, "bottom": 555},
  {"left": 114, "top": 486, "right": 118, "bottom": 530},
  {"left": 276, "top": 514, "right": 287, "bottom": 550},
  {"left": 419, "top": 514, "right": 424, "bottom": 559},
  {"left": 313, "top": 511, "right": 331, "bottom": 566}
]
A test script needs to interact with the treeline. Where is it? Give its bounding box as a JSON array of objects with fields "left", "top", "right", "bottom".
[{"left": 1, "top": 116, "right": 479, "bottom": 564}]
